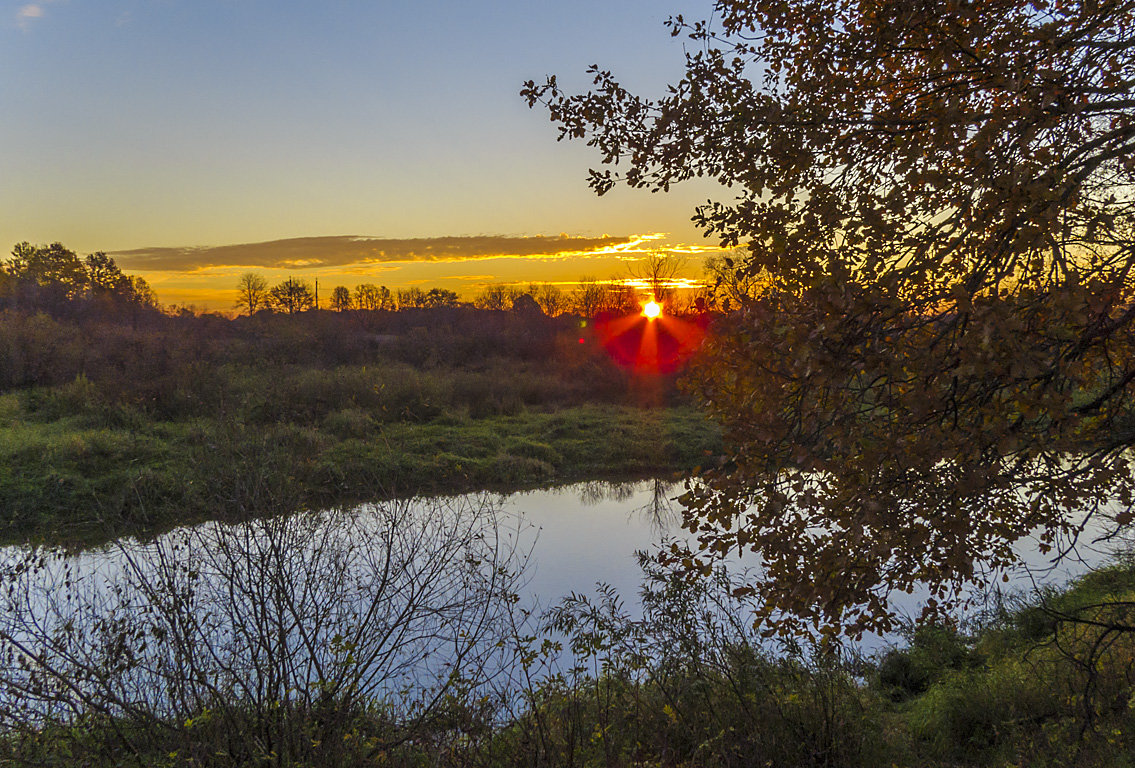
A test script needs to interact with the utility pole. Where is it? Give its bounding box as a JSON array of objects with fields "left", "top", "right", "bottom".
[{"left": 314, "top": 279, "right": 319, "bottom": 309}]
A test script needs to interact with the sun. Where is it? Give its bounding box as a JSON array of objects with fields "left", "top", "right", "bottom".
[{"left": 642, "top": 300, "right": 662, "bottom": 319}]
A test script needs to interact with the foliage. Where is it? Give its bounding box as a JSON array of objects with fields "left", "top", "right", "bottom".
[
  {"left": 632, "top": 253, "right": 685, "bottom": 305},
  {"left": 1, "top": 507, "right": 1134, "bottom": 766},
  {"left": 354, "top": 283, "right": 395, "bottom": 311},
  {"left": 6, "top": 241, "right": 87, "bottom": 292},
  {"left": 2, "top": 243, "right": 157, "bottom": 316},
  {"left": 330, "top": 284, "right": 353, "bottom": 311},
  {"left": 269, "top": 276, "right": 315, "bottom": 314},
  {"left": 0, "top": 500, "right": 525, "bottom": 767},
  {"left": 422, "top": 287, "right": 460, "bottom": 308},
  {"left": 475, "top": 284, "right": 524, "bottom": 311},
  {"left": 530, "top": 282, "right": 567, "bottom": 315},
  {"left": 397, "top": 286, "right": 427, "bottom": 308},
  {"left": 570, "top": 276, "right": 639, "bottom": 318},
  {"left": 0, "top": 300, "right": 720, "bottom": 539},
  {"left": 525, "top": 0, "right": 1135, "bottom": 635},
  {"left": 506, "top": 559, "right": 882, "bottom": 768}
]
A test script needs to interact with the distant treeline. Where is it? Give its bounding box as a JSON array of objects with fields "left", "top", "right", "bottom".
[
  {"left": 0, "top": 242, "right": 720, "bottom": 406},
  {"left": 0, "top": 296, "right": 656, "bottom": 409},
  {"left": 235, "top": 271, "right": 700, "bottom": 317},
  {"left": 1, "top": 242, "right": 722, "bottom": 319}
]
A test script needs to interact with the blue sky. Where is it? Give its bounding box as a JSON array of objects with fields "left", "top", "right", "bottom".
[{"left": 1, "top": 0, "right": 727, "bottom": 307}]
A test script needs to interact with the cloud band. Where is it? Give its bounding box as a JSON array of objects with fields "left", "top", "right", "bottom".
[{"left": 112, "top": 234, "right": 646, "bottom": 272}]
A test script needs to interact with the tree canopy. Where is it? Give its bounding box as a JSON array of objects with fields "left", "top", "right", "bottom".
[
  {"left": 525, "top": 0, "right": 1135, "bottom": 635},
  {"left": 3, "top": 242, "right": 157, "bottom": 314},
  {"left": 269, "top": 277, "right": 315, "bottom": 315}
]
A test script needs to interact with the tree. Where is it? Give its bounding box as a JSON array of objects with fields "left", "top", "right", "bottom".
[
  {"left": 235, "top": 272, "right": 269, "bottom": 315},
  {"left": 701, "top": 254, "right": 768, "bottom": 312},
  {"left": 0, "top": 500, "right": 526, "bottom": 765},
  {"left": 127, "top": 275, "right": 158, "bottom": 309},
  {"left": 526, "top": 0, "right": 1135, "bottom": 636},
  {"left": 83, "top": 252, "right": 130, "bottom": 295},
  {"left": 529, "top": 282, "right": 567, "bottom": 316},
  {"left": 5, "top": 242, "right": 89, "bottom": 305},
  {"left": 572, "top": 277, "right": 609, "bottom": 318},
  {"left": 475, "top": 284, "right": 522, "bottom": 311},
  {"left": 269, "top": 277, "right": 315, "bottom": 315},
  {"left": 632, "top": 253, "right": 685, "bottom": 306},
  {"left": 5, "top": 242, "right": 88, "bottom": 290},
  {"left": 423, "top": 288, "right": 459, "bottom": 308},
  {"left": 571, "top": 277, "right": 637, "bottom": 317},
  {"left": 354, "top": 283, "right": 394, "bottom": 311},
  {"left": 398, "top": 287, "right": 427, "bottom": 309},
  {"left": 330, "top": 285, "right": 353, "bottom": 312},
  {"left": 3, "top": 243, "right": 155, "bottom": 315}
]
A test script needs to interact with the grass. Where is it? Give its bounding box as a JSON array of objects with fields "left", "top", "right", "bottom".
[
  {"left": 0, "top": 391, "right": 721, "bottom": 544},
  {"left": 872, "top": 560, "right": 1135, "bottom": 767}
]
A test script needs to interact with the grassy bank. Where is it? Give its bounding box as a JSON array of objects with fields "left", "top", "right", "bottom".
[{"left": 0, "top": 391, "right": 721, "bottom": 543}]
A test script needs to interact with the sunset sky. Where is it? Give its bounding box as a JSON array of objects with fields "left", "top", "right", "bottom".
[{"left": 1, "top": 0, "right": 731, "bottom": 310}]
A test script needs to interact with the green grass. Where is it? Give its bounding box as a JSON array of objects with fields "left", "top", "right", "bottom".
[
  {"left": 871, "top": 561, "right": 1135, "bottom": 767},
  {"left": 0, "top": 392, "right": 721, "bottom": 544}
]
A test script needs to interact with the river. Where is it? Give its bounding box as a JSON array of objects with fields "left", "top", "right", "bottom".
[{"left": 0, "top": 479, "right": 1127, "bottom": 725}]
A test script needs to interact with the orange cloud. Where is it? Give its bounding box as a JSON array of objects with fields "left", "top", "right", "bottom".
[{"left": 112, "top": 234, "right": 645, "bottom": 273}]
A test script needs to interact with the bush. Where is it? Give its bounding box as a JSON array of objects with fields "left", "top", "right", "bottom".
[{"left": 876, "top": 623, "right": 981, "bottom": 701}]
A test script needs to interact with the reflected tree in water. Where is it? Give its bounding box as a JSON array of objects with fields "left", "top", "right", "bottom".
[{"left": 0, "top": 498, "right": 527, "bottom": 765}]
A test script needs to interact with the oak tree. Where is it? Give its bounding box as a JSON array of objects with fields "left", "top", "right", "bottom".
[{"left": 526, "top": 0, "right": 1135, "bottom": 635}]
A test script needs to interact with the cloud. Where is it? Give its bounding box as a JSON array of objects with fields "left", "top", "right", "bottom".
[
  {"left": 16, "top": 0, "right": 60, "bottom": 29},
  {"left": 112, "top": 234, "right": 659, "bottom": 273},
  {"left": 16, "top": 4, "right": 44, "bottom": 25}
]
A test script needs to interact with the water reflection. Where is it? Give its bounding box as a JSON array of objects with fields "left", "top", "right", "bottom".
[
  {"left": 0, "top": 475, "right": 1126, "bottom": 727},
  {"left": 575, "top": 478, "right": 682, "bottom": 531},
  {"left": 0, "top": 497, "right": 526, "bottom": 725}
]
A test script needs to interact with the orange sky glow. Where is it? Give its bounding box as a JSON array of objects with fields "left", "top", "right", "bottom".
[{"left": 1, "top": 0, "right": 728, "bottom": 311}]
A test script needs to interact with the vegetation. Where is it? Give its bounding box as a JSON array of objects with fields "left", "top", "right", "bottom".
[
  {"left": 5, "top": 1, "right": 1134, "bottom": 760},
  {"left": 0, "top": 255, "right": 720, "bottom": 542},
  {"left": 2, "top": 524, "right": 1133, "bottom": 767},
  {"left": 526, "top": 0, "right": 1135, "bottom": 636}
]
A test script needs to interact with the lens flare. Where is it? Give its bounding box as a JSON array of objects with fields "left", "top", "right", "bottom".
[{"left": 642, "top": 301, "right": 661, "bottom": 319}]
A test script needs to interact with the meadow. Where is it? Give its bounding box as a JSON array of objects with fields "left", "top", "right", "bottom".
[{"left": 0, "top": 304, "right": 721, "bottom": 542}]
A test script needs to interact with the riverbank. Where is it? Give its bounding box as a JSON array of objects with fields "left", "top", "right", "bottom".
[
  {"left": 1, "top": 534, "right": 1131, "bottom": 767},
  {"left": 0, "top": 393, "right": 721, "bottom": 544}
]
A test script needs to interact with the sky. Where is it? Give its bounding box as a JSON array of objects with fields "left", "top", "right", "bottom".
[{"left": 1, "top": 0, "right": 732, "bottom": 310}]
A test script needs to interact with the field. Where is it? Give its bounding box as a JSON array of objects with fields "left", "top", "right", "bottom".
[{"left": 0, "top": 305, "right": 721, "bottom": 542}]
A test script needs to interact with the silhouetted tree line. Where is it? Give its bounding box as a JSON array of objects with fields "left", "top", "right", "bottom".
[
  {"left": 0, "top": 293, "right": 679, "bottom": 424},
  {"left": 1, "top": 242, "right": 158, "bottom": 321},
  {"left": 239, "top": 269, "right": 703, "bottom": 319}
]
